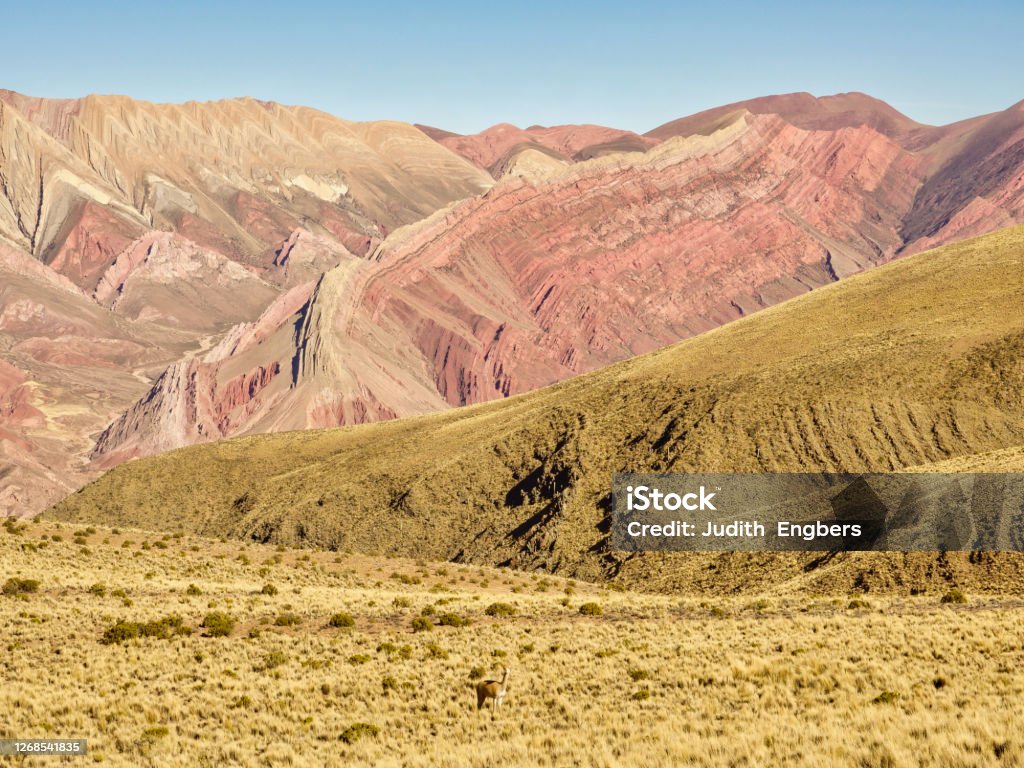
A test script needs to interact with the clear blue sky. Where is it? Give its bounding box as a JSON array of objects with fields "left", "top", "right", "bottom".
[{"left": 3, "top": 1, "right": 1021, "bottom": 134}]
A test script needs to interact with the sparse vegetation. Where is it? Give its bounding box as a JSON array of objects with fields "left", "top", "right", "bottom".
[
  {"left": 2, "top": 519, "right": 1023, "bottom": 767},
  {"left": 579, "top": 602, "right": 603, "bottom": 616}
]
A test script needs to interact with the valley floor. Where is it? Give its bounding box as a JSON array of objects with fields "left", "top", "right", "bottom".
[{"left": 1, "top": 520, "right": 1021, "bottom": 767}]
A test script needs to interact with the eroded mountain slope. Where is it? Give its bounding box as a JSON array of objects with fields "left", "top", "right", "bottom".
[{"left": 51, "top": 225, "right": 1024, "bottom": 591}]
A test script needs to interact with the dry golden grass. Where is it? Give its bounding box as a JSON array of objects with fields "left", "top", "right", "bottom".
[{"left": 3, "top": 519, "right": 1023, "bottom": 767}]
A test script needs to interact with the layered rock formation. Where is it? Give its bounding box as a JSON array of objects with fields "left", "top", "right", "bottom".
[
  {"left": 4, "top": 89, "right": 1024, "bottom": 517},
  {"left": 0, "top": 91, "right": 494, "bottom": 514}
]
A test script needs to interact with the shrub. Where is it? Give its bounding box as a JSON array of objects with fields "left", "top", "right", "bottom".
[
  {"left": 261, "top": 651, "right": 287, "bottom": 670},
  {"left": 873, "top": 690, "right": 900, "bottom": 704},
  {"left": 340, "top": 722, "right": 379, "bottom": 745},
  {"left": 437, "top": 612, "right": 470, "bottom": 628},
  {"left": 321, "top": 612, "right": 351, "bottom": 629},
  {"left": 848, "top": 598, "right": 870, "bottom": 609},
  {"left": 260, "top": 583, "right": 278, "bottom": 596},
  {"left": 381, "top": 675, "right": 398, "bottom": 693},
  {"left": 101, "top": 620, "right": 140, "bottom": 645},
  {"left": 88, "top": 583, "right": 107, "bottom": 597},
  {"left": 632, "top": 688, "right": 651, "bottom": 701},
  {"left": 202, "top": 612, "right": 235, "bottom": 637},
  {"left": 274, "top": 612, "right": 302, "bottom": 627},
  {"left": 348, "top": 654, "right": 371, "bottom": 665},
  {"left": 941, "top": 589, "right": 967, "bottom": 605},
  {"left": 2, "top": 578, "right": 40, "bottom": 596},
  {"left": 185, "top": 584, "right": 202, "bottom": 596},
  {"left": 468, "top": 665, "right": 486, "bottom": 679},
  {"left": 628, "top": 668, "right": 650, "bottom": 682},
  {"left": 392, "top": 597, "right": 412, "bottom": 608},
  {"left": 425, "top": 643, "right": 449, "bottom": 659},
  {"left": 578, "top": 602, "right": 603, "bottom": 617},
  {"left": 100, "top": 615, "right": 191, "bottom": 645},
  {"left": 411, "top": 616, "right": 433, "bottom": 633},
  {"left": 484, "top": 602, "right": 517, "bottom": 617}
]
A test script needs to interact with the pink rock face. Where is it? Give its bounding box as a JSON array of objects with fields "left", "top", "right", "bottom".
[{"left": 44, "top": 202, "right": 146, "bottom": 292}]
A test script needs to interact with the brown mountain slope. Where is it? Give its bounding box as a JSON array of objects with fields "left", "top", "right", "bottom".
[
  {"left": 646, "top": 91, "right": 925, "bottom": 142},
  {"left": 51, "top": 224, "right": 1024, "bottom": 592},
  {"left": 420, "top": 121, "right": 659, "bottom": 178},
  {"left": 0, "top": 90, "right": 493, "bottom": 271}
]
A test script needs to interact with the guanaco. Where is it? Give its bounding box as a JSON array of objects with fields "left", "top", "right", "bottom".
[{"left": 476, "top": 667, "right": 510, "bottom": 713}]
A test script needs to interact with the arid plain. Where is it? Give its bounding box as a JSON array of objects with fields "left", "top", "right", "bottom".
[{"left": 3, "top": 518, "right": 1023, "bottom": 768}]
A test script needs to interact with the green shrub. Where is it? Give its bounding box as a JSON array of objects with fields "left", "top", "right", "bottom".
[
  {"left": 274, "top": 612, "right": 302, "bottom": 627},
  {"left": 437, "top": 612, "right": 470, "bottom": 628},
  {"left": 88, "top": 583, "right": 107, "bottom": 597},
  {"left": 340, "top": 722, "right": 379, "bottom": 745},
  {"left": 873, "top": 690, "right": 900, "bottom": 704},
  {"left": 848, "top": 598, "right": 870, "bottom": 609},
  {"left": 100, "top": 620, "right": 140, "bottom": 645},
  {"left": 484, "top": 602, "right": 517, "bottom": 617},
  {"left": 628, "top": 668, "right": 650, "bottom": 682},
  {"left": 2, "top": 578, "right": 40, "bottom": 596},
  {"left": 202, "top": 612, "right": 235, "bottom": 637},
  {"left": 411, "top": 616, "right": 433, "bottom": 633},
  {"left": 100, "top": 615, "right": 191, "bottom": 645},
  {"left": 260, "top": 583, "right": 278, "bottom": 596},
  {"left": 348, "top": 654, "right": 371, "bottom": 665},
  {"left": 381, "top": 675, "right": 398, "bottom": 693},
  {"left": 328, "top": 612, "right": 355, "bottom": 628},
  {"left": 261, "top": 651, "right": 287, "bottom": 670},
  {"left": 632, "top": 688, "right": 651, "bottom": 701},
  {"left": 578, "top": 602, "right": 603, "bottom": 616},
  {"left": 392, "top": 597, "right": 412, "bottom": 608},
  {"left": 468, "top": 665, "right": 486, "bottom": 679},
  {"left": 941, "top": 589, "right": 967, "bottom": 605},
  {"left": 425, "top": 643, "right": 448, "bottom": 659},
  {"left": 185, "top": 584, "right": 202, "bottom": 596}
]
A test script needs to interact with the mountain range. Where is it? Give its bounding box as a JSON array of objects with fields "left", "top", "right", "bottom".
[{"left": 3, "top": 89, "right": 1024, "bottom": 518}]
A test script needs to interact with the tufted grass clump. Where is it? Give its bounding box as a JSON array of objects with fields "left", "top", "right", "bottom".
[
  {"left": 941, "top": 589, "right": 967, "bottom": 605},
  {"left": 328, "top": 612, "right": 355, "bottom": 628},
  {"left": 340, "top": 722, "right": 380, "bottom": 745},
  {"left": 485, "top": 602, "right": 517, "bottom": 617},
  {"left": 2, "top": 578, "right": 40, "bottom": 596},
  {"left": 101, "top": 615, "right": 192, "bottom": 645},
  {"left": 437, "top": 612, "right": 470, "bottom": 628},
  {"left": 202, "top": 611, "right": 235, "bottom": 637}
]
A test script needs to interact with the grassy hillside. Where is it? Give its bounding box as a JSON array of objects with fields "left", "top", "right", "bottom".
[
  {"left": 51, "top": 225, "right": 1024, "bottom": 590},
  {"left": 2, "top": 518, "right": 1022, "bottom": 767}
]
